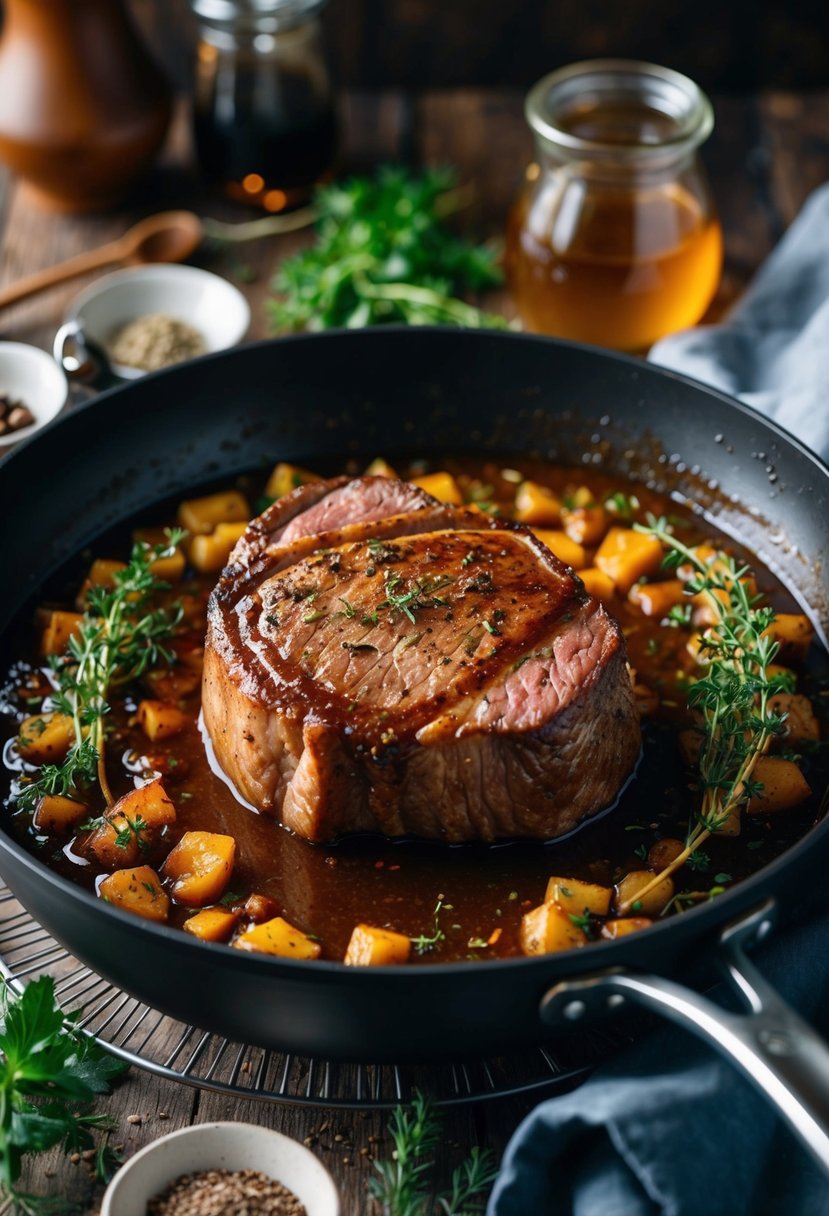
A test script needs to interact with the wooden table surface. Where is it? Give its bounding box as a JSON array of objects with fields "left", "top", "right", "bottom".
[{"left": 0, "top": 87, "right": 827, "bottom": 1214}]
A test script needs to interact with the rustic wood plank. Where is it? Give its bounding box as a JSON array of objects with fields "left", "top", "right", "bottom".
[
  {"left": 129, "top": 0, "right": 829, "bottom": 93},
  {"left": 698, "top": 94, "right": 780, "bottom": 321},
  {"left": 761, "top": 90, "right": 829, "bottom": 225},
  {"left": 414, "top": 90, "right": 529, "bottom": 231}
]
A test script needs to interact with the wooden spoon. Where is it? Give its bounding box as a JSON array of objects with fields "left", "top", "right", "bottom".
[{"left": 0, "top": 210, "right": 204, "bottom": 310}]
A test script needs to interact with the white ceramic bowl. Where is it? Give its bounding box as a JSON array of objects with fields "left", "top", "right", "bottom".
[
  {"left": 68, "top": 265, "right": 251, "bottom": 379},
  {"left": 0, "top": 341, "right": 68, "bottom": 448},
  {"left": 101, "top": 1121, "right": 340, "bottom": 1216}
]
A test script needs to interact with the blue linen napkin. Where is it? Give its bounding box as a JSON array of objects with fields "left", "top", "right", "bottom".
[
  {"left": 650, "top": 180, "right": 829, "bottom": 464},
  {"left": 488, "top": 184, "right": 829, "bottom": 1216}
]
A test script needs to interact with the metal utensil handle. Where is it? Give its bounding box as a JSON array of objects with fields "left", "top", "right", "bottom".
[{"left": 539, "top": 900, "right": 829, "bottom": 1177}]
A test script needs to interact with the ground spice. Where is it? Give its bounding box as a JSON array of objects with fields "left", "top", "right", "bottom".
[
  {"left": 109, "top": 313, "right": 206, "bottom": 371},
  {"left": 147, "top": 1167, "right": 307, "bottom": 1216}
]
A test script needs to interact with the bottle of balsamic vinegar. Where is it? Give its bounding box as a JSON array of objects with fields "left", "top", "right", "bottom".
[{"left": 190, "top": 0, "right": 338, "bottom": 212}]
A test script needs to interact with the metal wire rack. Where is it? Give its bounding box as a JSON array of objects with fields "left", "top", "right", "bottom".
[{"left": 0, "top": 884, "right": 628, "bottom": 1109}]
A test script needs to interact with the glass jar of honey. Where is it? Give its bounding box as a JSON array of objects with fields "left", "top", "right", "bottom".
[
  {"left": 505, "top": 60, "right": 723, "bottom": 351},
  {"left": 190, "top": 0, "right": 338, "bottom": 211}
]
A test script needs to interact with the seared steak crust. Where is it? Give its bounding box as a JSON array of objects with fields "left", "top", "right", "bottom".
[{"left": 203, "top": 477, "right": 640, "bottom": 843}]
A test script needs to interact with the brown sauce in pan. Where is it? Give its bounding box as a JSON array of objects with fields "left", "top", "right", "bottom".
[{"left": 2, "top": 458, "right": 828, "bottom": 963}]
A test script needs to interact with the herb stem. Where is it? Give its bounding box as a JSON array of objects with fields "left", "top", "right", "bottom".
[{"left": 619, "top": 519, "right": 785, "bottom": 914}]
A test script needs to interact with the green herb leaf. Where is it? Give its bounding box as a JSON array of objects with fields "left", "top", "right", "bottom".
[
  {"left": 0, "top": 977, "right": 127, "bottom": 1206},
  {"left": 267, "top": 167, "right": 506, "bottom": 333},
  {"left": 15, "top": 535, "right": 184, "bottom": 815}
]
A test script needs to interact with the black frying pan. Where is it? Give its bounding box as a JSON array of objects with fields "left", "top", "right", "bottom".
[{"left": 2, "top": 329, "right": 829, "bottom": 1165}]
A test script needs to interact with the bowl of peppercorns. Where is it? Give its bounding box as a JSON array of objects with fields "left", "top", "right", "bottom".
[
  {"left": 0, "top": 341, "right": 68, "bottom": 448},
  {"left": 101, "top": 1121, "right": 340, "bottom": 1216}
]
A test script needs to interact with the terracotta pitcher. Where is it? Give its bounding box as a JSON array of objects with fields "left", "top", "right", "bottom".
[{"left": 0, "top": 0, "right": 172, "bottom": 212}]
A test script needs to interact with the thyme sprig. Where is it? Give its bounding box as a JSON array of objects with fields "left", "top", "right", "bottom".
[
  {"left": 369, "top": 1091, "right": 497, "bottom": 1216},
  {"left": 410, "top": 901, "right": 446, "bottom": 955},
  {"left": 379, "top": 572, "right": 454, "bottom": 625},
  {"left": 16, "top": 533, "right": 184, "bottom": 813},
  {"left": 619, "top": 516, "right": 789, "bottom": 912}
]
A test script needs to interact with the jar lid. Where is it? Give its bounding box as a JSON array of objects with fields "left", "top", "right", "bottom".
[
  {"left": 191, "top": 0, "right": 327, "bottom": 28},
  {"left": 525, "top": 59, "right": 714, "bottom": 165}
]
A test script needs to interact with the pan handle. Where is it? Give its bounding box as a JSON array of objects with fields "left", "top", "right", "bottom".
[{"left": 539, "top": 900, "right": 829, "bottom": 1177}]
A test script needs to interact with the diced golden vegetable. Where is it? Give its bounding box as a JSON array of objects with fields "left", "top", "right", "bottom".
[
  {"left": 514, "top": 480, "right": 562, "bottom": 525},
  {"left": 133, "top": 528, "right": 186, "bottom": 582},
  {"left": 411, "top": 471, "right": 463, "bottom": 505},
  {"left": 594, "top": 528, "right": 663, "bottom": 595},
  {"left": 76, "top": 559, "right": 128, "bottom": 607},
  {"left": 86, "top": 779, "right": 177, "bottom": 869},
  {"left": 177, "top": 490, "right": 250, "bottom": 535},
  {"left": 33, "top": 795, "right": 88, "bottom": 834},
  {"left": 614, "top": 870, "right": 674, "bottom": 916},
  {"left": 628, "top": 579, "right": 685, "bottom": 618},
  {"left": 137, "top": 699, "right": 191, "bottom": 742},
  {"left": 161, "top": 831, "right": 236, "bottom": 907},
  {"left": 562, "top": 504, "right": 608, "bottom": 546},
  {"left": 578, "top": 567, "right": 616, "bottom": 602},
  {"left": 40, "top": 610, "right": 84, "bottom": 657},
  {"left": 568, "top": 486, "right": 595, "bottom": 509},
  {"left": 531, "top": 529, "right": 588, "bottom": 570},
  {"left": 183, "top": 906, "right": 240, "bottom": 942},
  {"left": 766, "top": 613, "right": 814, "bottom": 663},
  {"left": 601, "top": 917, "right": 653, "bottom": 939},
  {"left": 365, "top": 457, "right": 398, "bottom": 479},
  {"left": 264, "top": 462, "right": 322, "bottom": 499},
  {"left": 116, "top": 780, "right": 177, "bottom": 830},
  {"left": 344, "top": 924, "right": 412, "bottom": 966},
  {"left": 188, "top": 521, "right": 248, "bottom": 573},
  {"left": 747, "top": 757, "right": 811, "bottom": 814},
  {"left": 677, "top": 545, "right": 718, "bottom": 581},
  {"left": 544, "top": 876, "right": 612, "bottom": 917},
  {"left": 647, "top": 838, "right": 685, "bottom": 870},
  {"left": 234, "top": 916, "right": 322, "bottom": 959},
  {"left": 17, "top": 713, "right": 76, "bottom": 764},
  {"left": 519, "top": 902, "right": 588, "bottom": 956},
  {"left": 87, "top": 558, "right": 127, "bottom": 587},
  {"left": 99, "top": 866, "right": 169, "bottom": 922},
  {"left": 768, "top": 693, "right": 819, "bottom": 744}
]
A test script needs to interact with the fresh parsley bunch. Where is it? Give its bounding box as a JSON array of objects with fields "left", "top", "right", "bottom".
[
  {"left": 268, "top": 166, "right": 506, "bottom": 331},
  {"left": 0, "top": 977, "right": 127, "bottom": 1213}
]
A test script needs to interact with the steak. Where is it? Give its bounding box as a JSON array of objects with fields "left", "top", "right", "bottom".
[{"left": 203, "top": 476, "right": 640, "bottom": 843}]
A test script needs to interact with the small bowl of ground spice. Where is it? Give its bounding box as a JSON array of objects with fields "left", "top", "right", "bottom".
[
  {"left": 101, "top": 1121, "right": 339, "bottom": 1216},
  {"left": 68, "top": 265, "right": 250, "bottom": 379}
]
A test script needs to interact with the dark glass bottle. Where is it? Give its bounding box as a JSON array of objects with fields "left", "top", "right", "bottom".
[{"left": 191, "top": 0, "right": 338, "bottom": 211}]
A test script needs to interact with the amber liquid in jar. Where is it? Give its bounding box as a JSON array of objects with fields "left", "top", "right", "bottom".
[{"left": 507, "top": 95, "right": 723, "bottom": 350}]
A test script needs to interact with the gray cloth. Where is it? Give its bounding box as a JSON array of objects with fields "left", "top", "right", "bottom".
[
  {"left": 650, "top": 181, "right": 829, "bottom": 463},
  {"left": 488, "top": 904, "right": 829, "bottom": 1216},
  {"left": 488, "top": 185, "right": 829, "bottom": 1216}
]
